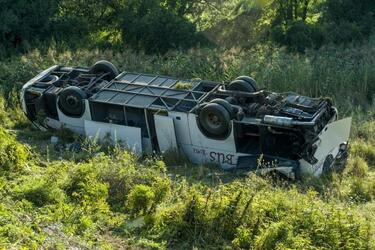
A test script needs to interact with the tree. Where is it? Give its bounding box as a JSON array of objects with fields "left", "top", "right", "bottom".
[
  {"left": 264, "top": 0, "right": 323, "bottom": 52},
  {"left": 121, "top": 0, "right": 206, "bottom": 54},
  {"left": 272, "top": 0, "right": 313, "bottom": 25},
  {"left": 0, "top": 0, "right": 59, "bottom": 50},
  {"left": 58, "top": 0, "right": 123, "bottom": 32},
  {"left": 322, "top": 0, "right": 375, "bottom": 44}
]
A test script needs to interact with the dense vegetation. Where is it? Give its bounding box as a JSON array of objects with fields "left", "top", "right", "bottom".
[
  {"left": 0, "top": 45, "right": 373, "bottom": 249},
  {"left": 2, "top": 0, "right": 375, "bottom": 55},
  {"left": 0, "top": 0, "right": 375, "bottom": 249}
]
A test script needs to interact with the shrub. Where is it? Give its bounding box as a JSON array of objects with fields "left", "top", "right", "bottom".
[
  {"left": 350, "top": 140, "right": 375, "bottom": 165},
  {"left": 348, "top": 178, "right": 373, "bottom": 203},
  {"left": 99, "top": 151, "right": 171, "bottom": 213},
  {"left": 64, "top": 162, "right": 109, "bottom": 204},
  {"left": 0, "top": 97, "right": 12, "bottom": 127},
  {"left": 21, "top": 181, "right": 63, "bottom": 207},
  {"left": 0, "top": 127, "right": 29, "bottom": 173},
  {"left": 147, "top": 182, "right": 371, "bottom": 249},
  {"left": 0, "top": 203, "right": 45, "bottom": 248},
  {"left": 254, "top": 221, "right": 292, "bottom": 249},
  {"left": 152, "top": 177, "right": 171, "bottom": 205},
  {"left": 232, "top": 189, "right": 370, "bottom": 249},
  {"left": 345, "top": 156, "right": 369, "bottom": 178},
  {"left": 354, "top": 120, "right": 375, "bottom": 142},
  {"left": 271, "top": 21, "right": 324, "bottom": 52},
  {"left": 127, "top": 184, "right": 155, "bottom": 215}
]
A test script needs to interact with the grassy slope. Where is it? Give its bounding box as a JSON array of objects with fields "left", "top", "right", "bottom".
[{"left": 0, "top": 44, "right": 374, "bottom": 249}]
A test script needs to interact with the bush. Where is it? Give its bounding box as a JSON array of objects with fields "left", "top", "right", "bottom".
[
  {"left": 345, "top": 156, "right": 369, "bottom": 178},
  {"left": 0, "top": 127, "right": 28, "bottom": 173},
  {"left": 147, "top": 182, "right": 371, "bottom": 249},
  {"left": 348, "top": 177, "right": 373, "bottom": 203},
  {"left": 350, "top": 141, "right": 375, "bottom": 165},
  {"left": 63, "top": 162, "right": 109, "bottom": 204},
  {"left": 127, "top": 184, "right": 155, "bottom": 215},
  {"left": 20, "top": 179, "right": 64, "bottom": 207},
  {"left": 0, "top": 203, "right": 45, "bottom": 248},
  {"left": 0, "top": 97, "right": 12, "bottom": 128},
  {"left": 271, "top": 21, "right": 324, "bottom": 52}
]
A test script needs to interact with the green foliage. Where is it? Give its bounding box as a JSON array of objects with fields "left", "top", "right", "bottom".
[
  {"left": 1, "top": 0, "right": 374, "bottom": 55},
  {"left": 347, "top": 177, "right": 373, "bottom": 203},
  {"left": 145, "top": 181, "right": 371, "bottom": 249},
  {"left": 264, "top": 0, "right": 322, "bottom": 51},
  {"left": 271, "top": 20, "right": 324, "bottom": 52},
  {"left": 0, "top": 127, "right": 29, "bottom": 173},
  {"left": 127, "top": 184, "right": 155, "bottom": 215},
  {"left": 0, "top": 202, "right": 46, "bottom": 248},
  {"left": 265, "top": 0, "right": 375, "bottom": 51},
  {"left": 64, "top": 161, "right": 109, "bottom": 204},
  {"left": 323, "top": 0, "right": 375, "bottom": 44},
  {"left": 0, "top": 43, "right": 374, "bottom": 123},
  {"left": 20, "top": 178, "right": 65, "bottom": 207},
  {"left": 0, "top": 45, "right": 374, "bottom": 248},
  {"left": 270, "top": 0, "right": 314, "bottom": 25},
  {"left": 122, "top": 0, "right": 206, "bottom": 54},
  {"left": 350, "top": 141, "right": 375, "bottom": 165},
  {"left": 0, "top": 0, "right": 59, "bottom": 53},
  {"left": 345, "top": 156, "right": 369, "bottom": 178},
  {"left": 0, "top": 0, "right": 208, "bottom": 55}
]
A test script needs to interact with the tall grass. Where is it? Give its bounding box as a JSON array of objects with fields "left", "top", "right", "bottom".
[{"left": 0, "top": 42, "right": 374, "bottom": 117}]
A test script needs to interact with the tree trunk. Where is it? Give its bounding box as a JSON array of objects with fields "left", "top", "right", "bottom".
[
  {"left": 294, "top": 0, "right": 298, "bottom": 20},
  {"left": 302, "top": 0, "right": 310, "bottom": 21}
]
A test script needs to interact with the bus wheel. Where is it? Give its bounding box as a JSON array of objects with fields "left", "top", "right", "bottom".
[
  {"left": 58, "top": 86, "right": 87, "bottom": 117},
  {"left": 199, "top": 103, "right": 231, "bottom": 138},
  {"left": 227, "top": 76, "right": 257, "bottom": 92},
  {"left": 90, "top": 60, "right": 119, "bottom": 80}
]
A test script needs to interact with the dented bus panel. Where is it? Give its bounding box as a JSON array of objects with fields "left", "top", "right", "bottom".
[{"left": 21, "top": 61, "right": 352, "bottom": 178}]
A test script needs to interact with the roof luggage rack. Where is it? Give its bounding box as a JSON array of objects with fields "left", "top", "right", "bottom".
[{"left": 90, "top": 72, "right": 219, "bottom": 112}]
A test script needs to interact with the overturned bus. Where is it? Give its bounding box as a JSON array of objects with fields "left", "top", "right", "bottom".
[{"left": 21, "top": 60, "right": 351, "bottom": 178}]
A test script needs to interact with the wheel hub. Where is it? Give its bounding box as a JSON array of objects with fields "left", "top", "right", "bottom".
[{"left": 66, "top": 95, "right": 78, "bottom": 107}]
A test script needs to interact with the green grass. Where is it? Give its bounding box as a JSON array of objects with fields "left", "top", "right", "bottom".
[{"left": 0, "top": 44, "right": 374, "bottom": 249}]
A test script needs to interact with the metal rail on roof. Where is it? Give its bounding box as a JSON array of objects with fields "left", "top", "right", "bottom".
[{"left": 89, "top": 72, "right": 216, "bottom": 112}]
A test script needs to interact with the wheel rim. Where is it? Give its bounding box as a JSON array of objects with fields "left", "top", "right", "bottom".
[
  {"left": 198, "top": 103, "right": 231, "bottom": 138},
  {"left": 66, "top": 95, "right": 79, "bottom": 108},
  {"left": 207, "top": 113, "right": 222, "bottom": 129},
  {"left": 58, "top": 86, "right": 86, "bottom": 117}
]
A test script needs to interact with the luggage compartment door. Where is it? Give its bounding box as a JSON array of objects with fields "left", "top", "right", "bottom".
[
  {"left": 84, "top": 120, "right": 142, "bottom": 154},
  {"left": 154, "top": 115, "right": 178, "bottom": 152}
]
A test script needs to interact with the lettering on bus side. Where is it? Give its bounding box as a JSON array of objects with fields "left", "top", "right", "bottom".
[
  {"left": 192, "top": 148, "right": 236, "bottom": 166},
  {"left": 209, "top": 151, "right": 235, "bottom": 165},
  {"left": 193, "top": 148, "right": 206, "bottom": 156}
]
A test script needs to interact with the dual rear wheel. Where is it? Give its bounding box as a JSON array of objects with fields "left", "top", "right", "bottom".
[
  {"left": 227, "top": 75, "right": 258, "bottom": 93},
  {"left": 198, "top": 75, "right": 258, "bottom": 138},
  {"left": 198, "top": 100, "right": 233, "bottom": 139}
]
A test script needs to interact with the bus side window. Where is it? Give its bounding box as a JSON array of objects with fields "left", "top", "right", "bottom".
[{"left": 90, "top": 102, "right": 125, "bottom": 125}]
